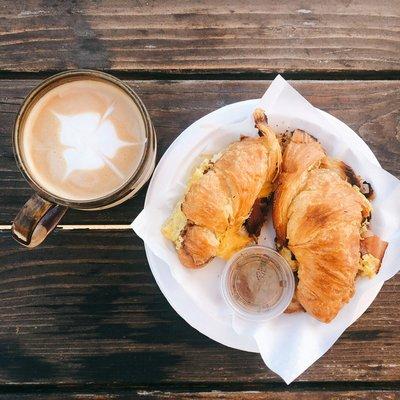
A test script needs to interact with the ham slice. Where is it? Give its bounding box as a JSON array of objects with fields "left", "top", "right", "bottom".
[{"left": 360, "top": 234, "right": 388, "bottom": 265}]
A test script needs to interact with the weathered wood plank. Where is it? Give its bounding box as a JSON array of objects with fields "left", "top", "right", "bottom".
[
  {"left": 0, "top": 1, "right": 399, "bottom": 73},
  {"left": 114, "top": 391, "right": 400, "bottom": 400},
  {"left": 0, "top": 79, "right": 399, "bottom": 225},
  {"left": 0, "top": 229, "right": 398, "bottom": 384},
  {"left": 0, "top": 390, "right": 397, "bottom": 399}
]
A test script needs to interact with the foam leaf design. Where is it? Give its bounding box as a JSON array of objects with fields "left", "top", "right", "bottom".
[{"left": 54, "top": 105, "right": 131, "bottom": 179}]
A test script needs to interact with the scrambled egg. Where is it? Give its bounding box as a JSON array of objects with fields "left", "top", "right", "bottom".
[
  {"left": 353, "top": 185, "right": 373, "bottom": 213},
  {"left": 359, "top": 253, "right": 380, "bottom": 278},
  {"left": 161, "top": 201, "right": 186, "bottom": 248},
  {"left": 279, "top": 247, "right": 299, "bottom": 272},
  {"left": 162, "top": 156, "right": 214, "bottom": 248},
  {"left": 360, "top": 219, "right": 370, "bottom": 237},
  {"left": 187, "top": 157, "right": 213, "bottom": 186}
]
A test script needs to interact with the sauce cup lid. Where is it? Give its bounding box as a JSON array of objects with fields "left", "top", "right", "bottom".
[{"left": 221, "top": 245, "right": 295, "bottom": 322}]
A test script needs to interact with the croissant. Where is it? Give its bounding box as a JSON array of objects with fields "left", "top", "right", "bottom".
[
  {"left": 273, "top": 130, "right": 387, "bottom": 323},
  {"left": 162, "top": 109, "right": 282, "bottom": 268}
]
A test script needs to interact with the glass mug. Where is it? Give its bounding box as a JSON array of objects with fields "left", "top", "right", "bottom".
[{"left": 11, "top": 70, "right": 156, "bottom": 247}]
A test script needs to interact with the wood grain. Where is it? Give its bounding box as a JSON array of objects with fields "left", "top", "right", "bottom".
[
  {"left": 0, "top": 0, "right": 399, "bottom": 395},
  {"left": 0, "top": 1, "right": 399, "bottom": 73},
  {"left": 0, "top": 229, "right": 398, "bottom": 384},
  {"left": 0, "top": 390, "right": 397, "bottom": 399},
  {"left": 114, "top": 392, "right": 400, "bottom": 400},
  {"left": 0, "top": 79, "right": 399, "bottom": 225}
]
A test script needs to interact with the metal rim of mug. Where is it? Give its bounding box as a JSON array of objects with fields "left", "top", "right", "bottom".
[{"left": 13, "top": 69, "right": 157, "bottom": 210}]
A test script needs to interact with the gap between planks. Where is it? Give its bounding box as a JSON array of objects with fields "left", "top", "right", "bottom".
[
  {"left": 0, "top": 70, "right": 399, "bottom": 81},
  {"left": 0, "top": 224, "right": 132, "bottom": 230},
  {"left": 0, "top": 381, "right": 398, "bottom": 395}
]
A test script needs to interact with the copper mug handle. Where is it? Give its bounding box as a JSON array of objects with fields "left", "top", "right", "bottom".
[{"left": 12, "top": 193, "right": 68, "bottom": 247}]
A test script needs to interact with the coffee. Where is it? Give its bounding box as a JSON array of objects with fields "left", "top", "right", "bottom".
[{"left": 19, "top": 79, "right": 146, "bottom": 201}]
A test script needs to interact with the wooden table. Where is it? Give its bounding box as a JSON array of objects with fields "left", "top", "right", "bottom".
[{"left": 0, "top": 1, "right": 399, "bottom": 399}]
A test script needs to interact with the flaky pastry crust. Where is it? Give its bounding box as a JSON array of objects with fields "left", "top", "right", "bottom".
[
  {"left": 274, "top": 130, "right": 375, "bottom": 322},
  {"left": 164, "top": 109, "right": 282, "bottom": 268}
]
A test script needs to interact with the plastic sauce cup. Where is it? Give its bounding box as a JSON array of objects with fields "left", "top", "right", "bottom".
[{"left": 221, "top": 245, "right": 295, "bottom": 322}]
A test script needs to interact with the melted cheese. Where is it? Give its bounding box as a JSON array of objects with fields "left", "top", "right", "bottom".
[
  {"left": 216, "top": 225, "right": 253, "bottom": 260},
  {"left": 258, "top": 180, "right": 274, "bottom": 199}
]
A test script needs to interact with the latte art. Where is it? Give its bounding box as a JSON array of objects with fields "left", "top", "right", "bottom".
[
  {"left": 20, "top": 79, "right": 146, "bottom": 201},
  {"left": 55, "top": 107, "right": 141, "bottom": 179}
]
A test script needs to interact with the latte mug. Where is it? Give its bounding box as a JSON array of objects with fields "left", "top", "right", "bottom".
[{"left": 12, "top": 70, "right": 156, "bottom": 247}]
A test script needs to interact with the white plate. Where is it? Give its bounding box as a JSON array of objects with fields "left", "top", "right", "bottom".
[{"left": 144, "top": 99, "right": 380, "bottom": 353}]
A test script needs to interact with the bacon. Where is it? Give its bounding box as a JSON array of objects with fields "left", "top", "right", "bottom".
[
  {"left": 360, "top": 235, "right": 388, "bottom": 265},
  {"left": 245, "top": 198, "right": 269, "bottom": 236}
]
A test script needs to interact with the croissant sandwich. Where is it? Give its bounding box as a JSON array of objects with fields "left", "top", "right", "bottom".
[
  {"left": 273, "top": 130, "right": 387, "bottom": 323},
  {"left": 162, "top": 109, "right": 282, "bottom": 268}
]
